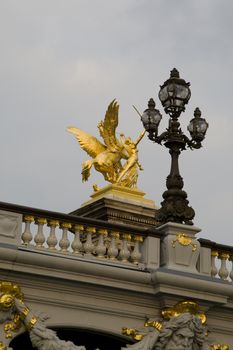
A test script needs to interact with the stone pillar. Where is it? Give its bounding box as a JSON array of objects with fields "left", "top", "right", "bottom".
[
  {"left": 157, "top": 222, "right": 201, "bottom": 274},
  {"left": 142, "top": 236, "right": 160, "bottom": 271},
  {"left": 0, "top": 210, "right": 22, "bottom": 246}
]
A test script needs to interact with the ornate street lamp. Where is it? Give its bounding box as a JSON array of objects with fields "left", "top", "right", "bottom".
[{"left": 141, "top": 68, "right": 208, "bottom": 225}]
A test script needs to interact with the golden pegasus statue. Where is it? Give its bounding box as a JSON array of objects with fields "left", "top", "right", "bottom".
[{"left": 67, "top": 100, "right": 145, "bottom": 190}]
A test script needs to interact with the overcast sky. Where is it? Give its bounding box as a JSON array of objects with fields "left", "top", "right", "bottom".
[{"left": 0, "top": 0, "right": 232, "bottom": 245}]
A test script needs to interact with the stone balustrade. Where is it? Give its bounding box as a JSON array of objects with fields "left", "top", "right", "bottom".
[
  {"left": 22, "top": 215, "right": 145, "bottom": 265},
  {"left": 199, "top": 239, "right": 233, "bottom": 282},
  {"left": 1, "top": 201, "right": 233, "bottom": 280},
  {"left": 211, "top": 250, "right": 233, "bottom": 281},
  {"left": 0, "top": 201, "right": 160, "bottom": 269}
]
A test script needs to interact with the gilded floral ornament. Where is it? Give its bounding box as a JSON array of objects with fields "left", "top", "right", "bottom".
[
  {"left": 172, "top": 233, "right": 197, "bottom": 252},
  {"left": 0, "top": 281, "right": 25, "bottom": 340},
  {"left": 0, "top": 282, "right": 24, "bottom": 311},
  {"left": 67, "top": 100, "right": 145, "bottom": 190}
]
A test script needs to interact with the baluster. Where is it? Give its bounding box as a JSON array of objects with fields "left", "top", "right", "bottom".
[
  {"left": 34, "top": 218, "right": 47, "bottom": 248},
  {"left": 47, "top": 220, "right": 59, "bottom": 250},
  {"left": 218, "top": 252, "right": 229, "bottom": 280},
  {"left": 131, "top": 235, "right": 143, "bottom": 264},
  {"left": 22, "top": 216, "right": 34, "bottom": 245},
  {"left": 211, "top": 251, "right": 218, "bottom": 277},
  {"left": 96, "top": 229, "right": 108, "bottom": 258},
  {"left": 59, "top": 223, "right": 71, "bottom": 252},
  {"left": 229, "top": 255, "right": 233, "bottom": 282},
  {"left": 71, "top": 224, "right": 84, "bottom": 255},
  {"left": 83, "top": 227, "right": 96, "bottom": 255},
  {"left": 119, "top": 234, "right": 131, "bottom": 262},
  {"left": 107, "top": 231, "right": 120, "bottom": 260}
]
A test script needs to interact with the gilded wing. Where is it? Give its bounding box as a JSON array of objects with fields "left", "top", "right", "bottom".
[
  {"left": 98, "top": 99, "right": 122, "bottom": 152},
  {"left": 67, "top": 127, "right": 106, "bottom": 158}
]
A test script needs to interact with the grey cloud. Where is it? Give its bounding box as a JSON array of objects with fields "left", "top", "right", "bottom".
[{"left": 0, "top": 0, "right": 232, "bottom": 245}]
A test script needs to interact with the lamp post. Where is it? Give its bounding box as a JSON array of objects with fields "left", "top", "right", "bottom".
[{"left": 141, "top": 68, "right": 208, "bottom": 225}]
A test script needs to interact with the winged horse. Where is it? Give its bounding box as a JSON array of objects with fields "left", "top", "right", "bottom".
[{"left": 67, "top": 100, "right": 131, "bottom": 184}]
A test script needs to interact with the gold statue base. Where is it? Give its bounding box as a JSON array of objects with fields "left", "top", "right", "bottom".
[
  {"left": 70, "top": 185, "right": 157, "bottom": 228},
  {"left": 87, "top": 184, "right": 156, "bottom": 208}
]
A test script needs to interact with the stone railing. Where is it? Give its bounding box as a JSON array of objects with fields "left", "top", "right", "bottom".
[
  {"left": 0, "top": 201, "right": 160, "bottom": 269},
  {"left": 199, "top": 239, "right": 233, "bottom": 282},
  {"left": 1, "top": 201, "right": 233, "bottom": 280}
]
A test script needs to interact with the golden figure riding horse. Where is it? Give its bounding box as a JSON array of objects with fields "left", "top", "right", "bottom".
[{"left": 67, "top": 100, "right": 145, "bottom": 189}]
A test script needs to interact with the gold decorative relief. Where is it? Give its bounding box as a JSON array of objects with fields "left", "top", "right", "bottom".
[
  {"left": 211, "top": 345, "right": 229, "bottom": 350},
  {"left": 122, "top": 327, "right": 144, "bottom": 341},
  {"left": 144, "top": 320, "right": 163, "bottom": 331},
  {"left": 0, "top": 281, "right": 24, "bottom": 311},
  {"left": 0, "top": 342, "right": 7, "bottom": 350},
  {"left": 172, "top": 233, "right": 197, "bottom": 252}
]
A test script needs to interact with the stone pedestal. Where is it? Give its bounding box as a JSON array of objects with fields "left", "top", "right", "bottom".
[
  {"left": 70, "top": 184, "right": 158, "bottom": 228},
  {"left": 157, "top": 222, "right": 201, "bottom": 273}
]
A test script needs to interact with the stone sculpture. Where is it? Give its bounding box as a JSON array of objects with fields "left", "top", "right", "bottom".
[
  {"left": 0, "top": 282, "right": 229, "bottom": 350},
  {"left": 123, "top": 313, "right": 210, "bottom": 350},
  {"left": 14, "top": 298, "right": 86, "bottom": 350}
]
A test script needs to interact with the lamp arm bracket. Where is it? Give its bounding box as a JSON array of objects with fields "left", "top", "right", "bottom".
[
  {"left": 154, "top": 131, "right": 169, "bottom": 144},
  {"left": 183, "top": 135, "right": 202, "bottom": 150}
]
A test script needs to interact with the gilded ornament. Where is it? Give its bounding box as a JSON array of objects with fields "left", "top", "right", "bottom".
[
  {"left": 110, "top": 231, "right": 120, "bottom": 239},
  {"left": 122, "top": 327, "right": 144, "bottom": 341},
  {"left": 122, "top": 317, "right": 163, "bottom": 341},
  {"left": 133, "top": 235, "right": 144, "bottom": 242},
  {"left": 162, "top": 300, "right": 206, "bottom": 324},
  {"left": 26, "top": 316, "right": 38, "bottom": 331},
  {"left": 35, "top": 218, "right": 47, "bottom": 225},
  {"left": 74, "top": 224, "right": 84, "bottom": 232},
  {"left": 122, "top": 234, "right": 131, "bottom": 241},
  {"left": 86, "top": 227, "right": 96, "bottom": 234},
  {"left": 211, "top": 250, "right": 219, "bottom": 257},
  {"left": 211, "top": 345, "right": 229, "bottom": 350},
  {"left": 60, "top": 222, "right": 72, "bottom": 229},
  {"left": 0, "top": 282, "right": 24, "bottom": 310},
  {"left": 0, "top": 282, "right": 25, "bottom": 339},
  {"left": 144, "top": 320, "right": 162, "bottom": 331},
  {"left": 4, "top": 313, "right": 22, "bottom": 339},
  {"left": 48, "top": 220, "right": 60, "bottom": 227},
  {"left": 0, "top": 342, "right": 7, "bottom": 350},
  {"left": 218, "top": 252, "right": 230, "bottom": 260},
  {"left": 97, "top": 229, "right": 108, "bottom": 236},
  {"left": 19, "top": 306, "right": 30, "bottom": 320},
  {"left": 23, "top": 215, "right": 34, "bottom": 222},
  {"left": 172, "top": 233, "right": 197, "bottom": 252},
  {"left": 67, "top": 100, "right": 145, "bottom": 190}
]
